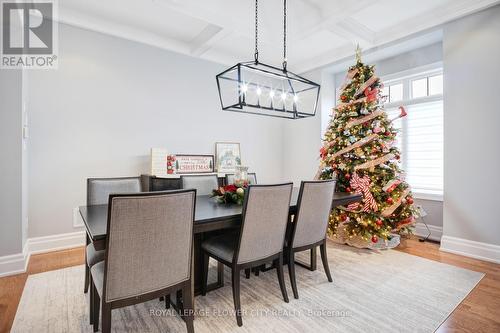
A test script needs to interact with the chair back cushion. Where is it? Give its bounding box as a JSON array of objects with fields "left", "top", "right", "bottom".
[
  {"left": 292, "top": 180, "right": 336, "bottom": 248},
  {"left": 87, "top": 177, "right": 141, "bottom": 206},
  {"left": 104, "top": 190, "right": 195, "bottom": 302},
  {"left": 181, "top": 175, "right": 219, "bottom": 196},
  {"left": 236, "top": 183, "right": 292, "bottom": 264},
  {"left": 226, "top": 173, "right": 257, "bottom": 185}
]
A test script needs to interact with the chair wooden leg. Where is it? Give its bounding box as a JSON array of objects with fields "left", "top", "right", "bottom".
[
  {"left": 89, "top": 278, "right": 94, "bottom": 324},
  {"left": 287, "top": 250, "right": 298, "bottom": 299},
  {"left": 101, "top": 303, "right": 111, "bottom": 333},
  {"left": 231, "top": 267, "right": 243, "bottom": 327},
  {"left": 245, "top": 268, "right": 251, "bottom": 279},
  {"left": 201, "top": 253, "right": 209, "bottom": 296},
  {"left": 92, "top": 286, "right": 100, "bottom": 332},
  {"left": 183, "top": 283, "right": 195, "bottom": 333},
  {"left": 320, "top": 242, "right": 333, "bottom": 282},
  {"left": 276, "top": 254, "right": 289, "bottom": 303},
  {"left": 84, "top": 263, "right": 90, "bottom": 293},
  {"left": 165, "top": 294, "right": 171, "bottom": 309}
]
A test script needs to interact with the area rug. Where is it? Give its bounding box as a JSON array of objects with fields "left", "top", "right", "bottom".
[{"left": 11, "top": 243, "right": 484, "bottom": 333}]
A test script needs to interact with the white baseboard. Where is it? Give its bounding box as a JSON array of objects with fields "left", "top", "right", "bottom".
[
  {"left": 27, "top": 231, "right": 86, "bottom": 255},
  {"left": 414, "top": 222, "right": 443, "bottom": 242},
  {"left": 440, "top": 236, "right": 500, "bottom": 264},
  {"left": 0, "top": 245, "right": 29, "bottom": 278},
  {"left": 0, "top": 231, "right": 86, "bottom": 277}
]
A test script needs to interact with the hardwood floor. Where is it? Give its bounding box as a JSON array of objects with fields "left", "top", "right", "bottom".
[
  {"left": 0, "top": 247, "right": 85, "bottom": 333},
  {"left": 0, "top": 239, "right": 498, "bottom": 333}
]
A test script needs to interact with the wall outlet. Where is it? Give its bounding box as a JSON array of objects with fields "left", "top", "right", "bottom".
[{"left": 73, "top": 207, "right": 84, "bottom": 228}]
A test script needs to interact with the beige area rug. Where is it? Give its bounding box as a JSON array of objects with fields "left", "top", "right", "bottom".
[{"left": 11, "top": 244, "right": 484, "bottom": 333}]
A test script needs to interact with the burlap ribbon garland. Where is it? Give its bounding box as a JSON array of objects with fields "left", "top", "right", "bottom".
[
  {"left": 345, "top": 110, "right": 384, "bottom": 129},
  {"left": 355, "top": 75, "right": 379, "bottom": 97},
  {"left": 329, "top": 134, "right": 379, "bottom": 160},
  {"left": 381, "top": 187, "right": 411, "bottom": 217},
  {"left": 354, "top": 153, "right": 395, "bottom": 171}
]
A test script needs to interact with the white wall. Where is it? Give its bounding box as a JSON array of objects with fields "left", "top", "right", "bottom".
[
  {"left": 441, "top": 5, "right": 500, "bottom": 259},
  {"left": 26, "top": 23, "right": 285, "bottom": 238},
  {"left": 0, "top": 69, "right": 24, "bottom": 256}
]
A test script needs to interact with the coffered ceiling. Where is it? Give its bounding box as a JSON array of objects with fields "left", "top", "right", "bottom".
[{"left": 58, "top": 0, "right": 500, "bottom": 73}]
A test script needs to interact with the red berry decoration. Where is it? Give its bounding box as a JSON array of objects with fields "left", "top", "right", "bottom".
[
  {"left": 341, "top": 95, "right": 347, "bottom": 102},
  {"left": 340, "top": 213, "right": 348, "bottom": 222},
  {"left": 371, "top": 235, "right": 378, "bottom": 243},
  {"left": 395, "top": 155, "right": 400, "bottom": 160},
  {"left": 406, "top": 197, "right": 414, "bottom": 205},
  {"left": 385, "top": 131, "right": 390, "bottom": 136},
  {"left": 345, "top": 173, "right": 351, "bottom": 180},
  {"left": 386, "top": 197, "right": 394, "bottom": 204},
  {"left": 376, "top": 219, "right": 383, "bottom": 226},
  {"left": 345, "top": 187, "right": 351, "bottom": 193}
]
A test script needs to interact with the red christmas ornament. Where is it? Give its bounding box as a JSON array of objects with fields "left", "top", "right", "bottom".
[
  {"left": 406, "top": 197, "right": 414, "bottom": 205},
  {"left": 386, "top": 197, "right": 394, "bottom": 205},
  {"left": 395, "top": 155, "right": 400, "bottom": 160},
  {"left": 345, "top": 173, "right": 351, "bottom": 180},
  {"left": 345, "top": 187, "right": 352, "bottom": 193},
  {"left": 385, "top": 131, "right": 390, "bottom": 136},
  {"left": 341, "top": 95, "right": 347, "bottom": 102},
  {"left": 340, "top": 213, "right": 348, "bottom": 222},
  {"left": 371, "top": 235, "right": 378, "bottom": 243},
  {"left": 376, "top": 219, "right": 383, "bottom": 226}
]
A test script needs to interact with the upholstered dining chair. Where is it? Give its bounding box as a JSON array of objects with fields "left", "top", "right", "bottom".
[
  {"left": 90, "top": 190, "right": 196, "bottom": 333},
  {"left": 225, "top": 173, "right": 257, "bottom": 185},
  {"left": 201, "top": 183, "right": 293, "bottom": 327},
  {"left": 181, "top": 174, "right": 219, "bottom": 196},
  {"left": 84, "top": 177, "right": 142, "bottom": 296},
  {"left": 286, "top": 180, "right": 336, "bottom": 299}
]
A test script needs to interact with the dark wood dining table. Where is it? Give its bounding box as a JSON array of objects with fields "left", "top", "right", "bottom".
[{"left": 80, "top": 188, "right": 361, "bottom": 295}]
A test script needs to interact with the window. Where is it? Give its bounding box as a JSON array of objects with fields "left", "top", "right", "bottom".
[{"left": 383, "top": 66, "right": 443, "bottom": 200}]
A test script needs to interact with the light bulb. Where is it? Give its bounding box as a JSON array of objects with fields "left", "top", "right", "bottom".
[
  {"left": 256, "top": 87, "right": 262, "bottom": 95},
  {"left": 240, "top": 84, "right": 248, "bottom": 93},
  {"left": 269, "top": 90, "right": 275, "bottom": 98},
  {"left": 281, "top": 92, "right": 287, "bottom": 100}
]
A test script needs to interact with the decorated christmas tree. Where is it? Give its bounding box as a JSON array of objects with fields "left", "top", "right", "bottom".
[{"left": 319, "top": 49, "right": 417, "bottom": 248}]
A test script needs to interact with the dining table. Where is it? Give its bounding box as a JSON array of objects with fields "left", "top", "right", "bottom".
[{"left": 79, "top": 188, "right": 362, "bottom": 297}]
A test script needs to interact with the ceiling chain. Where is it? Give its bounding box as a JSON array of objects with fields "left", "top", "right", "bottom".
[
  {"left": 283, "top": 0, "right": 287, "bottom": 71},
  {"left": 254, "top": 0, "right": 259, "bottom": 63}
]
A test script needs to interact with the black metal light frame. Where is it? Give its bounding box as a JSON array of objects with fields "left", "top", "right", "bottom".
[{"left": 215, "top": 0, "right": 321, "bottom": 119}]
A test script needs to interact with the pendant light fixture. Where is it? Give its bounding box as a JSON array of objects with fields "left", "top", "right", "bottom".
[{"left": 216, "top": 0, "right": 320, "bottom": 119}]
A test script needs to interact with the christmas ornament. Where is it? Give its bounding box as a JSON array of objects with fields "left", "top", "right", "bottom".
[
  {"left": 386, "top": 197, "right": 394, "bottom": 204},
  {"left": 371, "top": 235, "right": 378, "bottom": 243}
]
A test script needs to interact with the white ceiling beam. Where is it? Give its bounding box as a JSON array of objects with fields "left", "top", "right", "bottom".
[
  {"left": 330, "top": 18, "right": 376, "bottom": 47},
  {"left": 290, "top": 0, "right": 377, "bottom": 42},
  {"left": 189, "top": 24, "right": 227, "bottom": 57}
]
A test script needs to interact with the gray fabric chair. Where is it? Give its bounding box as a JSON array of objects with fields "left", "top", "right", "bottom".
[
  {"left": 84, "top": 177, "right": 142, "bottom": 295},
  {"left": 225, "top": 173, "right": 257, "bottom": 185},
  {"left": 287, "top": 180, "right": 336, "bottom": 299},
  {"left": 181, "top": 174, "right": 219, "bottom": 196},
  {"left": 201, "top": 183, "right": 293, "bottom": 327},
  {"left": 90, "top": 190, "right": 196, "bottom": 333}
]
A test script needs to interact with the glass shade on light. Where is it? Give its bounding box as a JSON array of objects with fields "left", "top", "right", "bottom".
[{"left": 216, "top": 61, "right": 320, "bottom": 119}]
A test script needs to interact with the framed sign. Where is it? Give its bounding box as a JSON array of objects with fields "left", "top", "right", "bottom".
[
  {"left": 175, "top": 155, "right": 214, "bottom": 174},
  {"left": 215, "top": 142, "right": 241, "bottom": 173},
  {"left": 150, "top": 148, "right": 169, "bottom": 177}
]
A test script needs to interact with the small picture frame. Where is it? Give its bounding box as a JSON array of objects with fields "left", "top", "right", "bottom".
[
  {"left": 215, "top": 142, "right": 241, "bottom": 173},
  {"left": 174, "top": 155, "right": 214, "bottom": 174}
]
